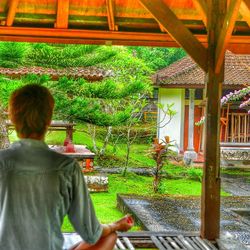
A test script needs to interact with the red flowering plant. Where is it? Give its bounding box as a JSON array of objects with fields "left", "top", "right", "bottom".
[{"left": 147, "top": 136, "right": 173, "bottom": 193}]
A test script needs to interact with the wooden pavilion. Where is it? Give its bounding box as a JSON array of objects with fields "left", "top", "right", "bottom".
[{"left": 0, "top": 0, "right": 250, "bottom": 248}]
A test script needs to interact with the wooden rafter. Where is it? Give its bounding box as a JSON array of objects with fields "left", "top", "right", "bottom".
[
  {"left": 55, "top": 0, "right": 70, "bottom": 29},
  {"left": 106, "top": 0, "right": 117, "bottom": 31},
  {"left": 192, "top": 0, "right": 208, "bottom": 27},
  {"left": 240, "top": 0, "right": 250, "bottom": 27},
  {"left": 0, "top": 27, "right": 249, "bottom": 53},
  {"left": 6, "top": 0, "right": 19, "bottom": 27},
  {"left": 139, "top": 0, "right": 208, "bottom": 72},
  {"left": 158, "top": 23, "right": 166, "bottom": 33},
  {"left": 215, "top": 0, "right": 242, "bottom": 74},
  {"left": 244, "top": 0, "right": 250, "bottom": 9}
]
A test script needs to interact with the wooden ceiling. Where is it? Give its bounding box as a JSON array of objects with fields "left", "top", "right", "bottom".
[{"left": 0, "top": 0, "right": 249, "bottom": 71}]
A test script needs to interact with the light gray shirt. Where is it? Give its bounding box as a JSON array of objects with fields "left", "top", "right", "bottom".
[{"left": 0, "top": 139, "right": 102, "bottom": 250}]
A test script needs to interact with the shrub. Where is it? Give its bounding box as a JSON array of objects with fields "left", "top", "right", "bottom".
[{"left": 186, "top": 168, "right": 203, "bottom": 182}]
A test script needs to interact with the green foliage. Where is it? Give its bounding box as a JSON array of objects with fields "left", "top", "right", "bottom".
[
  {"left": 127, "top": 47, "right": 186, "bottom": 71},
  {"left": 26, "top": 44, "right": 118, "bottom": 68},
  {"left": 186, "top": 168, "right": 203, "bottom": 182},
  {"left": 0, "top": 76, "right": 24, "bottom": 106},
  {"left": 0, "top": 42, "right": 28, "bottom": 68}
]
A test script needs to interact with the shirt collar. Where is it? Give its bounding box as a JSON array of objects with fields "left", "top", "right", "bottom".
[{"left": 11, "top": 139, "right": 48, "bottom": 149}]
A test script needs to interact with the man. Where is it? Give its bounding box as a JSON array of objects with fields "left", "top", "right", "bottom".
[{"left": 0, "top": 84, "right": 133, "bottom": 250}]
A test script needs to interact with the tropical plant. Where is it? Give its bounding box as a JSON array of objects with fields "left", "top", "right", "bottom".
[{"left": 147, "top": 136, "right": 172, "bottom": 193}]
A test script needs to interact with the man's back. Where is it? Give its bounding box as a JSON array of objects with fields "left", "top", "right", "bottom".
[{"left": 0, "top": 139, "right": 81, "bottom": 250}]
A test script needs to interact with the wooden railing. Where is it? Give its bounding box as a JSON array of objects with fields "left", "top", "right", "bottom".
[
  {"left": 143, "top": 111, "right": 157, "bottom": 122},
  {"left": 226, "top": 113, "right": 250, "bottom": 143}
]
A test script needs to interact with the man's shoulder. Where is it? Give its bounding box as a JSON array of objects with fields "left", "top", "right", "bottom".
[
  {"left": 0, "top": 147, "right": 15, "bottom": 159},
  {"left": 46, "top": 148, "right": 79, "bottom": 171}
]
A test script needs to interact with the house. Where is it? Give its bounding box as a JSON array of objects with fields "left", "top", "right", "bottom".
[{"left": 153, "top": 51, "right": 250, "bottom": 165}]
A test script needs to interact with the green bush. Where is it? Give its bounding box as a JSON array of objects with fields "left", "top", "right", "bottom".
[{"left": 186, "top": 168, "right": 203, "bottom": 182}]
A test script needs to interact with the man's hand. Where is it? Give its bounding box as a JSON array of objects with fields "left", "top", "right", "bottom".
[
  {"left": 112, "top": 214, "right": 134, "bottom": 232},
  {"left": 101, "top": 214, "right": 134, "bottom": 238}
]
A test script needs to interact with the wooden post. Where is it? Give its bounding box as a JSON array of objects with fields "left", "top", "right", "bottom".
[{"left": 201, "top": 0, "right": 226, "bottom": 240}]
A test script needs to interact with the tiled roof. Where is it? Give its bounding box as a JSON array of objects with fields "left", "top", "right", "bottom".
[
  {"left": 0, "top": 66, "right": 114, "bottom": 81},
  {"left": 153, "top": 51, "right": 250, "bottom": 88}
]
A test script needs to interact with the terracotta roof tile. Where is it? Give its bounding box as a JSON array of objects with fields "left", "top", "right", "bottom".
[
  {"left": 153, "top": 51, "right": 250, "bottom": 88},
  {"left": 0, "top": 66, "right": 114, "bottom": 81}
]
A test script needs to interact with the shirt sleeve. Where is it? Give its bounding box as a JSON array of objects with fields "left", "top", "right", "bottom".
[{"left": 68, "top": 162, "right": 102, "bottom": 244}]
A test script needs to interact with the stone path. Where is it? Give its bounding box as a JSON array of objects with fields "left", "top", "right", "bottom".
[
  {"left": 118, "top": 195, "right": 250, "bottom": 248},
  {"left": 221, "top": 174, "right": 250, "bottom": 196}
]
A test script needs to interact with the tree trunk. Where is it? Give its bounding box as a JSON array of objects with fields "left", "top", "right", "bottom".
[
  {"left": 0, "top": 108, "right": 10, "bottom": 149},
  {"left": 122, "top": 127, "right": 131, "bottom": 176},
  {"left": 88, "top": 124, "right": 98, "bottom": 153},
  {"left": 99, "top": 126, "right": 112, "bottom": 156}
]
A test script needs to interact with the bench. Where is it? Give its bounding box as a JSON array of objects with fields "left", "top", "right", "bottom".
[{"left": 6, "top": 120, "right": 76, "bottom": 141}]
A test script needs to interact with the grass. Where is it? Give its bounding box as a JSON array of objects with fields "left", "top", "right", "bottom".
[
  {"left": 61, "top": 172, "right": 229, "bottom": 232},
  {"left": 221, "top": 168, "right": 250, "bottom": 176}
]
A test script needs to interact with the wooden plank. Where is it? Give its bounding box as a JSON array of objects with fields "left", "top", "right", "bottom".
[
  {"left": 202, "top": 238, "right": 218, "bottom": 250},
  {"left": 139, "top": 0, "right": 208, "bottom": 72},
  {"left": 173, "top": 236, "right": 185, "bottom": 248},
  {"left": 122, "top": 237, "right": 135, "bottom": 250},
  {"left": 116, "top": 238, "right": 126, "bottom": 250},
  {"left": 106, "top": 0, "right": 117, "bottom": 31},
  {"left": 151, "top": 236, "right": 166, "bottom": 250},
  {"left": 192, "top": 237, "right": 211, "bottom": 250},
  {"left": 177, "top": 235, "right": 194, "bottom": 250},
  {"left": 55, "top": 0, "right": 69, "bottom": 29},
  {"left": 6, "top": 0, "right": 19, "bottom": 26},
  {"left": 158, "top": 236, "right": 174, "bottom": 249},
  {"left": 201, "top": 0, "right": 225, "bottom": 240},
  {"left": 240, "top": 1, "right": 250, "bottom": 27},
  {"left": 118, "top": 231, "right": 199, "bottom": 237},
  {"left": 215, "top": 0, "right": 242, "bottom": 74},
  {"left": 192, "top": 0, "right": 208, "bottom": 27},
  {"left": 166, "top": 236, "right": 181, "bottom": 249},
  {"left": 185, "top": 237, "right": 201, "bottom": 250}
]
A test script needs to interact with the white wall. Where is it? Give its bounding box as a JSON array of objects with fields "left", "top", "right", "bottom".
[{"left": 157, "top": 88, "right": 185, "bottom": 152}]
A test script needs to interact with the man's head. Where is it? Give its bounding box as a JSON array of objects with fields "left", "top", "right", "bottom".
[{"left": 9, "top": 84, "right": 54, "bottom": 139}]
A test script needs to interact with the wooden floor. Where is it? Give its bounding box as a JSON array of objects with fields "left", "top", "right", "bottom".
[{"left": 117, "top": 232, "right": 218, "bottom": 250}]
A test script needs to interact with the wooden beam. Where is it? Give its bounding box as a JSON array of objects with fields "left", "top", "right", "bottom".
[
  {"left": 240, "top": 1, "right": 250, "bottom": 27},
  {"left": 158, "top": 23, "right": 166, "bottom": 33},
  {"left": 6, "top": 0, "right": 19, "bottom": 26},
  {"left": 192, "top": 0, "right": 208, "bottom": 27},
  {"left": 244, "top": 0, "right": 250, "bottom": 9},
  {"left": 139, "top": 0, "right": 208, "bottom": 72},
  {"left": 201, "top": 0, "right": 226, "bottom": 240},
  {"left": 106, "top": 0, "right": 117, "bottom": 31},
  {"left": 215, "top": 0, "right": 242, "bottom": 74},
  {"left": 55, "top": 0, "right": 70, "bottom": 29},
  {"left": 0, "top": 27, "right": 249, "bottom": 52}
]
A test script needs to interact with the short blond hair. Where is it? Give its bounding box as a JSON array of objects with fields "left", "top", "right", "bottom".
[{"left": 9, "top": 84, "right": 54, "bottom": 138}]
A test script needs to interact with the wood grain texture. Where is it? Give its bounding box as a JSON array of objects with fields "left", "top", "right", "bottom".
[
  {"left": 215, "top": 0, "right": 241, "bottom": 74},
  {"left": 55, "top": 0, "right": 69, "bottom": 28},
  {"left": 6, "top": 0, "right": 19, "bottom": 26}
]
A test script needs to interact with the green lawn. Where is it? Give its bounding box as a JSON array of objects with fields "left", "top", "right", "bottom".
[{"left": 61, "top": 172, "right": 229, "bottom": 232}]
